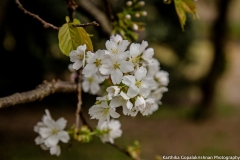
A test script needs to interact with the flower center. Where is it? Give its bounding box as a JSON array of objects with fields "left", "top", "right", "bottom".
[
  {"left": 52, "top": 129, "right": 58, "bottom": 135},
  {"left": 95, "top": 59, "right": 102, "bottom": 66},
  {"left": 135, "top": 80, "right": 142, "bottom": 88},
  {"left": 78, "top": 53, "right": 84, "bottom": 60},
  {"left": 88, "top": 77, "right": 94, "bottom": 83},
  {"left": 132, "top": 56, "right": 141, "bottom": 64},
  {"left": 114, "top": 62, "right": 120, "bottom": 69},
  {"left": 111, "top": 48, "right": 118, "bottom": 54},
  {"left": 102, "top": 108, "right": 109, "bottom": 116}
]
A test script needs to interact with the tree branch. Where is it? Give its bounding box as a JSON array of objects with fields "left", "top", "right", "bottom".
[
  {"left": 77, "top": 0, "right": 112, "bottom": 36},
  {"left": 75, "top": 21, "right": 99, "bottom": 27},
  {"left": 0, "top": 80, "right": 77, "bottom": 109},
  {"left": 66, "top": 0, "right": 78, "bottom": 22},
  {"left": 75, "top": 69, "right": 83, "bottom": 130},
  {"left": 103, "top": 0, "right": 115, "bottom": 25},
  {"left": 15, "top": 0, "right": 59, "bottom": 30}
]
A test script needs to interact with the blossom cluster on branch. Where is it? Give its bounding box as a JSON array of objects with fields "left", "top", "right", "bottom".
[{"left": 72, "top": 34, "right": 169, "bottom": 124}]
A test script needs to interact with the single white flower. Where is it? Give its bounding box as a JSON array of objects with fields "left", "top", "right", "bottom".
[
  {"left": 110, "top": 91, "right": 134, "bottom": 115},
  {"left": 122, "top": 66, "right": 155, "bottom": 98},
  {"left": 141, "top": 98, "right": 158, "bottom": 116},
  {"left": 135, "top": 96, "right": 146, "bottom": 111},
  {"left": 155, "top": 71, "right": 169, "bottom": 86},
  {"left": 129, "top": 41, "right": 154, "bottom": 66},
  {"left": 98, "top": 120, "right": 122, "bottom": 144},
  {"left": 149, "top": 87, "right": 168, "bottom": 104},
  {"left": 69, "top": 44, "right": 86, "bottom": 70},
  {"left": 146, "top": 58, "right": 160, "bottom": 77},
  {"left": 34, "top": 109, "right": 70, "bottom": 156},
  {"left": 106, "top": 34, "right": 130, "bottom": 55},
  {"left": 106, "top": 86, "right": 121, "bottom": 97},
  {"left": 100, "top": 54, "right": 134, "bottom": 84},
  {"left": 82, "top": 74, "right": 102, "bottom": 94},
  {"left": 88, "top": 101, "right": 120, "bottom": 125},
  {"left": 82, "top": 50, "right": 108, "bottom": 81},
  {"left": 39, "top": 118, "right": 69, "bottom": 147}
]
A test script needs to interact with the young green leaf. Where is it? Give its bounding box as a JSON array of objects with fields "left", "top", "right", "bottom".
[
  {"left": 58, "top": 22, "right": 82, "bottom": 56},
  {"left": 77, "top": 27, "right": 93, "bottom": 52},
  {"left": 173, "top": 0, "right": 198, "bottom": 30},
  {"left": 58, "top": 17, "right": 93, "bottom": 56}
]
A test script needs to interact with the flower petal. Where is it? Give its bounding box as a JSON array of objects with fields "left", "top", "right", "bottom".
[
  {"left": 135, "top": 67, "right": 147, "bottom": 81},
  {"left": 82, "top": 63, "right": 97, "bottom": 77},
  {"left": 55, "top": 117, "right": 67, "bottom": 130},
  {"left": 110, "top": 96, "right": 122, "bottom": 108},
  {"left": 90, "top": 81, "right": 100, "bottom": 94},
  {"left": 122, "top": 75, "right": 135, "bottom": 87},
  {"left": 82, "top": 80, "right": 90, "bottom": 92},
  {"left": 127, "top": 86, "right": 139, "bottom": 98},
  {"left": 119, "top": 61, "right": 134, "bottom": 73},
  {"left": 39, "top": 128, "right": 52, "bottom": 138},
  {"left": 111, "top": 69, "right": 123, "bottom": 84},
  {"left": 110, "top": 109, "right": 120, "bottom": 118},
  {"left": 58, "top": 131, "right": 70, "bottom": 143},
  {"left": 50, "top": 145, "right": 61, "bottom": 156},
  {"left": 45, "top": 134, "right": 59, "bottom": 146}
]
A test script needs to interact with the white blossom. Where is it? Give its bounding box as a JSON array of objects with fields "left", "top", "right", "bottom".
[
  {"left": 69, "top": 44, "right": 86, "bottom": 70},
  {"left": 146, "top": 58, "right": 160, "bottom": 77},
  {"left": 141, "top": 98, "right": 159, "bottom": 116},
  {"left": 34, "top": 109, "right": 70, "bottom": 156},
  {"left": 155, "top": 71, "right": 169, "bottom": 86},
  {"left": 110, "top": 91, "right": 134, "bottom": 116},
  {"left": 149, "top": 87, "right": 168, "bottom": 104},
  {"left": 106, "top": 86, "right": 121, "bottom": 97},
  {"left": 105, "top": 34, "right": 130, "bottom": 55},
  {"left": 88, "top": 101, "right": 120, "bottom": 125},
  {"left": 98, "top": 120, "right": 122, "bottom": 144},
  {"left": 82, "top": 50, "right": 108, "bottom": 81},
  {"left": 100, "top": 53, "right": 134, "bottom": 84},
  {"left": 122, "top": 66, "right": 155, "bottom": 98},
  {"left": 135, "top": 96, "right": 146, "bottom": 111},
  {"left": 129, "top": 41, "right": 154, "bottom": 66},
  {"left": 82, "top": 74, "right": 102, "bottom": 94}
]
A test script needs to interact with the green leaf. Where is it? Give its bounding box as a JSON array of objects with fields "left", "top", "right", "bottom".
[
  {"left": 173, "top": 0, "right": 198, "bottom": 30},
  {"left": 58, "top": 17, "right": 93, "bottom": 56},
  {"left": 58, "top": 22, "right": 82, "bottom": 56},
  {"left": 77, "top": 27, "right": 93, "bottom": 52}
]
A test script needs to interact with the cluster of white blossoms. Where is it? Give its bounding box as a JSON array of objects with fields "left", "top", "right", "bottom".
[
  {"left": 34, "top": 109, "right": 70, "bottom": 156},
  {"left": 69, "top": 34, "right": 169, "bottom": 126}
]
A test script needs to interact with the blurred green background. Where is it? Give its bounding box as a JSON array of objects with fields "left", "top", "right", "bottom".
[{"left": 1, "top": 0, "right": 240, "bottom": 159}]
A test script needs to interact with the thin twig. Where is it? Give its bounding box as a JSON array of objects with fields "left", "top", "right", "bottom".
[
  {"left": 75, "top": 69, "right": 83, "bottom": 131},
  {"left": 75, "top": 21, "right": 99, "bottom": 27},
  {"left": 0, "top": 80, "right": 77, "bottom": 108},
  {"left": 103, "top": 0, "right": 115, "bottom": 24},
  {"left": 15, "top": 0, "right": 59, "bottom": 30},
  {"left": 66, "top": 0, "right": 78, "bottom": 22}
]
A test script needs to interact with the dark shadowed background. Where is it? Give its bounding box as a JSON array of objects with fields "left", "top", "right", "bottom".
[{"left": 1, "top": 0, "right": 240, "bottom": 159}]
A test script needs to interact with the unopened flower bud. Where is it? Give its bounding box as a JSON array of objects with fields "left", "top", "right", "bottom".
[
  {"left": 141, "top": 11, "right": 147, "bottom": 16},
  {"left": 126, "top": 1, "right": 132, "bottom": 6},
  {"left": 138, "top": 1, "right": 145, "bottom": 6},
  {"left": 125, "top": 14, "right": 131, "bottom": 19},
  {"left": 132, "top": 24, "right": 139, "bottom": 31},
  {"left": 135, "top": 13, "right": 140, "bottom": 18}
]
